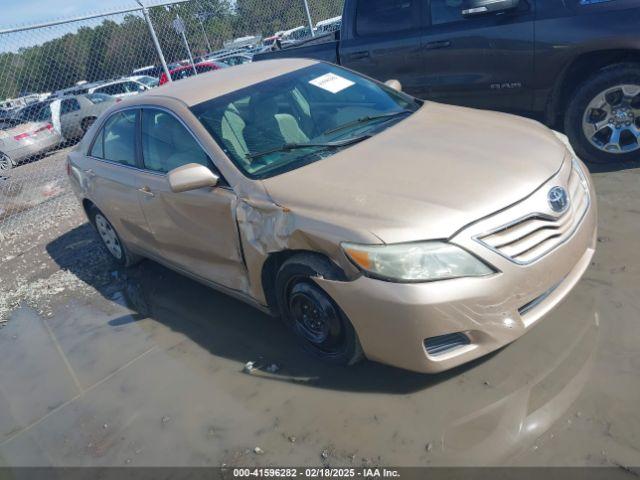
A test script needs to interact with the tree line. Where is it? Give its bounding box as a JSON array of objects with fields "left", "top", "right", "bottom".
[{"left": 0, "top": 0, "right": 343, "bottom": 100}]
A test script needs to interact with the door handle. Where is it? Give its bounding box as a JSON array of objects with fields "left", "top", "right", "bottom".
[
  {"left": 348, "top": 50, "right": 370, "bottom": 60},
  {"left": 138, "top": 186, "right": 155, "bottom": 197},
  {"left": 425, "top": 40, "right": 452, "bottom": 50}
]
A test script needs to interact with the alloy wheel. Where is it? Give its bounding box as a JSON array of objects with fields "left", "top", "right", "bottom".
[
  {"left": 582, "top": 84, "right": 640, "bottom": 154},
  {"left": 95, "top": 213, "right": 123, "bottom": 260},
  {"left": 0, "top": 153, "right": 12, "bottom": 171}
]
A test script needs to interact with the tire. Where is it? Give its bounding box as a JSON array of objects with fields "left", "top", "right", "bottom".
[
  {"left": 565, "top": 63, "right": 640, "bottom": 164},
  {"left": 275, "top": 254, "right": 363, "bottom": 366},
  {"left": 89, "top": 206, "right": 141, "bottom": 268},
  {"left": 0, "top": 152, "right": 14, "bottom": 171}
]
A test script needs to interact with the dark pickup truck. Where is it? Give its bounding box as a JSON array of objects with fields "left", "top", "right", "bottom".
[{"left": 256, "top": 0, "right": 640, "bottom": 164}]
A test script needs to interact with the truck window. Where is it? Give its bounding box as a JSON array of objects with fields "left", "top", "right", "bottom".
[
  {"left": 356, "top": 0, "right": 418, "bottom": 36},
  {"left": 430, "top": 0, "right": 465, "bottom": 25}
]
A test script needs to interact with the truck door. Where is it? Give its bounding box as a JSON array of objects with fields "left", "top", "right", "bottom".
[
  {"left": 340, "top": 0, "right": 428, "bottom": 98},
  {"left": 420, "top": 0, "right": 535, "bottom": 114}
]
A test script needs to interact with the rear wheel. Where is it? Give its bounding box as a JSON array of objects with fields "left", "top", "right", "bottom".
[
  {"left": 0, "top": 152, "right": 14, "bottom": 171},
  {"left": 565, "top": 64, "right": 640, "bottom": 164},
  {"left": 89, "top": 207, "right": 141, "bottom": 267},
  {"left": 276, "top": 254, "right": 363, "bottom": 366}
]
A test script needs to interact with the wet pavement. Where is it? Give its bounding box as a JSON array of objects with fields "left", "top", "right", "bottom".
[{"left": 0, "top": 161, "right": 639, "bottom": 467}]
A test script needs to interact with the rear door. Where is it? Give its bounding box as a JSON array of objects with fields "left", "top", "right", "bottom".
[
  {"left": 85, "top": 109, "right": 155, "bottom": 252},
  {"left": 420, "top": 0, "right": 535, "bottom": 113},
  {"left": 340, "top": 0, "right": 428, "bottom": 97},
  {"left": 135, "top": 107, "right": 247, "bottom": 291}
]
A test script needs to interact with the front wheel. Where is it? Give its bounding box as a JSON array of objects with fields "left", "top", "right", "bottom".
[
  {"left": 0, "top": 152, "right": 14, "bottom": 171},
  {"left": 276, "top": 254, "right": 363, "bottom": 366},
  {"left": 565, "top": 64, "right": 640, "bottom": 164}
]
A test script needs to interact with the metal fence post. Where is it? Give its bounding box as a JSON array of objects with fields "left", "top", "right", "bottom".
[
  {"left": 137, "top": 0, "right": 173, "bottom": 82},
  {"left": 302, "top": 0, "right": 315, "bottom": 37},
  {"left": 173, "top": 14, "right": 197, "bottom": 74}
]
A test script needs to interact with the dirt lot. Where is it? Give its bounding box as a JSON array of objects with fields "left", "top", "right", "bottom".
[{"left": 0, "top": 151, "right": 639, "bottom": 468}]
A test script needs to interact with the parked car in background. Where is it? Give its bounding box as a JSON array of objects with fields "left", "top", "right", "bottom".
[
  {"left": 68, "top": 59, "right": 596, "bottom": 373},
  {"left": 57, "top": 93, "right": 119, "bottom": 140},
  {"left": 159, "top": 61, "right": 227, "bottom": 85},
  {"left": 88, "top": 79, "right": 149, "bottom": 98},
  {"left": 280, "top": 26, "right": 312, "bottom": 45},
  {"left": 131, "top": 65, "right": 163, "bottom": 78},
  {"left": 11, "top": 93, "right": 118, "bottom": 143},
  {"left": 0, "top": 117, "right": 61, "bottom": 170},
  {"left": 128, "top": 75, "right": 160, "bottom": 89},
  {"left": 257, "top": 0, "right": 640, "bottom": 164},
  {"left": 315, "top": 16, "right": 342, "bottom": 35},
  {"left": 215, "top": 54, "right": 253, "bottom": 67}
]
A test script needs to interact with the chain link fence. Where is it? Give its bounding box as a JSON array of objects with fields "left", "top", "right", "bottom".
[{"left": 0, "top": 0, "right": 343, "bottom": 242}]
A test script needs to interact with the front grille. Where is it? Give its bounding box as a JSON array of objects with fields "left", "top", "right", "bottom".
[
  {"left": 476, "top": 162, "right": 590, "bottom": 265},
  {"left": 424, "top": 333, "right": 470, "bottom": 357}
]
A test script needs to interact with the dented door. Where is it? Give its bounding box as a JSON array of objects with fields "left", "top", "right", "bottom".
[{"left": 136, "top": 171, "right": 248, "bottom": 292}]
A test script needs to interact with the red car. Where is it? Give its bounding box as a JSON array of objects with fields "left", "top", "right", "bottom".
[{"left": 159, "top": 61, "right": 227, "bottom": 85}]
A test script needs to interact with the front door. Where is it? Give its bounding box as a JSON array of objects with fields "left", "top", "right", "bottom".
[
  {"left": 340, "top": 0, "right": 427, "bottom": 98},
  {"left": 421, "top": 0, "right": 535, "bottom": 113},
  {"left": 135, "top": 108, "right": 247, "bottom": 292}
]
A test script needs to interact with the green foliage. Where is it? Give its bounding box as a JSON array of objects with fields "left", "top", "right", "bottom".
[{"left": 0, "top": 0, "right": 344, "bottom": 100}]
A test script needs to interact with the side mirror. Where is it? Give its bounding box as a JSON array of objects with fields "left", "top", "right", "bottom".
[
  {"left": 385, "top": 79, "right": 403, "bottom": 93},
  {"left": 462, "top": 0, "right": 520, "bottom": 17},
  {"left": 168, "top": 163, "right": 219, "bottom": 193}
]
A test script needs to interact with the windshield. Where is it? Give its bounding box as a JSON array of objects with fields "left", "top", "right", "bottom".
[{"left": 191, "top": 63, "right": 420, "bottom": 179}]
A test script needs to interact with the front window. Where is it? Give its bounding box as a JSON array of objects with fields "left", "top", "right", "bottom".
[
  {"left": 141, "top": 109, "right": 211, "bottom": 174},
  {"left": 191, "top": 63, "right": 420, "bottom": 179}
]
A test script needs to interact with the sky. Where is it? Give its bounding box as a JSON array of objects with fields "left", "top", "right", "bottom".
[
  {"left": 1, "top": 0, "right": 152, "bottom": 29},
  {"left": 0, "top": 0, "right": 202, "bottom": 53}
]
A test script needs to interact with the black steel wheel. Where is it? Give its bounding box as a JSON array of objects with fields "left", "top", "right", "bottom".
[{"left": 275, "top": 253, "right": 363, "bottom": 366}]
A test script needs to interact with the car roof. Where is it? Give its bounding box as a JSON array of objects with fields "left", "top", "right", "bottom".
[{"left": 122, "top": 58, "right": 318, "bottom": 107}]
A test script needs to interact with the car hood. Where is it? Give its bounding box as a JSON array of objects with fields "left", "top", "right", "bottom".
[{"left": 261, "top": 102, "right": 569, "bottom": 244}]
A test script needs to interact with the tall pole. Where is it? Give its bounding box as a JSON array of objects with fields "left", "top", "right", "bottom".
[
  {"left": 302, "top": 0, "right": 315, "bottom": 37},
  {"left": 136, "top": 0, "right": 172, "bottom": 83},
  {"left": 198, "top": 16, "right": 212, "bottom": 53},
  {"left": 174, "top": 14, "right": 197, "bottom": 74},
  {"left": 196, "top": 0, "right": 212, "bottom": 53}
]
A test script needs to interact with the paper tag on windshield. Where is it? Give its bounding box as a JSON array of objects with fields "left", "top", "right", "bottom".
[{"left": 309, "top": 73, "right": 355, "bottom": 94}]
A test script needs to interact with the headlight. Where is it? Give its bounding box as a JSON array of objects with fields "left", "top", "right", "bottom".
[{"left": 342, "top": 241, "right": 495, "bottom": 282}]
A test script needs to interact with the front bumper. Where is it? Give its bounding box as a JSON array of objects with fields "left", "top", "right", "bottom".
[{"left": 315, "top": 159, "right": 597, "bottom": 373}]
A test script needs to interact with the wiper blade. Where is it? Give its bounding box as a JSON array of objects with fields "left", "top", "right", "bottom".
[
  {"left": 323, "top": 110, "right": 413, "bottom": 136},
  {"left": 246, "top": 134, "right": 371, "bottom": 161}
]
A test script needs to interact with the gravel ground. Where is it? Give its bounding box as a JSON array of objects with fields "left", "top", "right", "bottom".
[{"left": 0, "top": 154, "right": 639, "bottom": 468}]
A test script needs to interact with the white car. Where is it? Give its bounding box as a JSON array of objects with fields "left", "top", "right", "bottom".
[
  {"left": 88, "top": 79, "right": 149, "bottom": 98},
  {"left": 127, "top": 75, "right": 159, "bottom": 89}
]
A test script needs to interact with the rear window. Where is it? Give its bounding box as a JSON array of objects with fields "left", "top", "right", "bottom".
[{"left": 355, "top": 0, "right": 418, "bottom": 36}]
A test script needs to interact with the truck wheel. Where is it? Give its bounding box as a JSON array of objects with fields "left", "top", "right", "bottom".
[
  {"left": 565, "top": 63, "right": 640, "bottom": 164},
  {"left": 89, "top": 206, "right": 141, "bottom": 267},
  {"left": 0, "top": 152, "right": 14, "bottom": 171},
  {"left": 275, "top": 254, "right": 363, "bottom": 366}
]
